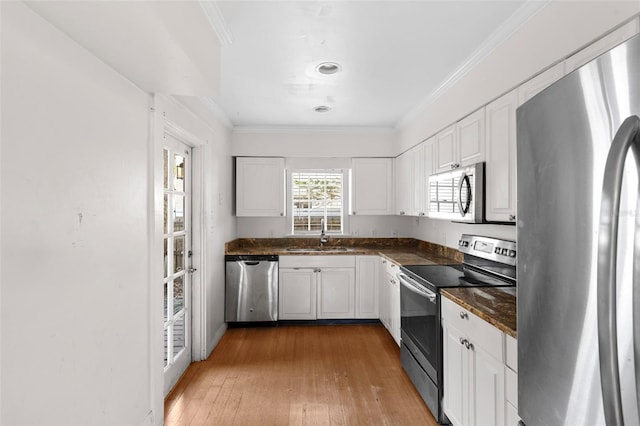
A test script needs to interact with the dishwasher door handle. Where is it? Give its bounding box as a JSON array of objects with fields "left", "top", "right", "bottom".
[{"left": 243, "top": 261, "right": 260, "bottom": 266}]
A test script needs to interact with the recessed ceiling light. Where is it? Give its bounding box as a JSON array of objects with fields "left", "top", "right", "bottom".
[
  {"left": 314, "top": 105, "right": 331, "bottom": 113},
  {"left": 316, "top": 62, "right": 341, "bottom": 75}
]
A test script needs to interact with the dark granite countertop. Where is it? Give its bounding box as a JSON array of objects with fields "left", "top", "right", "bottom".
[
  {"left": 225, "top": 237, "right": 463, "bottom": 265},
  {"left": 441, "top": 287, "right": 517, "bottom": 338},
  {"left": 225, "top": 237, "right": 515, "bottom": 337}
]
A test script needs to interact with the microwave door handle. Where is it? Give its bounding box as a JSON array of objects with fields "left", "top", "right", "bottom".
[
  {"left": 398, "top": 273, "right": 437, "bottom": 303},
  {"left": 457, "top": 173, "right": 472, "bottom": 217},
  {"left": 597, "top": 115, "right": 640, "bottom": 426}
]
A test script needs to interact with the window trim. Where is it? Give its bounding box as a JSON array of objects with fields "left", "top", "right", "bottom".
[{"left": 286, "top": 168, "right": 350, "bottom": 236}]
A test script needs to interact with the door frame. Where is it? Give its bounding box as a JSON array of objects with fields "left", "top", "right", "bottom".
[{"left": 149, "top": 95, "right": 209, "bottom": 422}]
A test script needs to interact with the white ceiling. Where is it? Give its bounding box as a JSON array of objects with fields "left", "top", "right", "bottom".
[
  {"left": 210, "top": 1, "right": 532, "bottom": 129},
  {"left": 24, "top": 0, "right": 546, "bottom": 131}
]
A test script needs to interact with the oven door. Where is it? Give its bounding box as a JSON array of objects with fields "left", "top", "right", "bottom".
[{"left": 398, "top": 272, "right": 439, "bottom": 383}]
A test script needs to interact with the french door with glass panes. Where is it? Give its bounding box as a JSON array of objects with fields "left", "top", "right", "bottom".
[{"left": 163, "top": 137, "right": 192, "bottom": 395}]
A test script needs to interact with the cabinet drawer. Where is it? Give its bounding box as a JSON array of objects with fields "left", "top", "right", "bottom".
[
  {"left": 280, "top": 255, "right": 355, "bottom": 268},
  {"left": 442, "top": 297, "right": 504, "bottom": 362},
  {"left": 506, "top": 334, "right": 517, "bottom": 372},
  {"left": 505, "top": 366, "right": 517, "bottom": 407}
]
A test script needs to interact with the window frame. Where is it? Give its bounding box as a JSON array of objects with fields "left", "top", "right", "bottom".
[{"left": 286, "top": 168, "right": 350, "bottom": 236}]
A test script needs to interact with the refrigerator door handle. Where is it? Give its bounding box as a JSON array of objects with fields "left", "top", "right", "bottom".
[{"left": 597, "top": 115, "right": 640, "bottom": 426}]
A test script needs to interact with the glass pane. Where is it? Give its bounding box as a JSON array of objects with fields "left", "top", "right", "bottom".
[
  {"left": 173, "top": 276, "right": 184, "bottom": 314},
  {"left": 173, "top": 236, "right": 185, "bottom": 273},
  {"left": 173, "top": 196, "right": 185, "bottom": 232},
  {"left": 163, "top": 149, "right": 169, "bottom": 190},
  {"left": 164, "top": 282, "right": 169, "bottom": 322},
  {"left": 163, "top": 194, "right": 169, "bottom": 234},
  {"left": 173, "top": 315, "right": 186, "bottom": 357},
  {"left": 174, "top": 154, "right": 185, "bottom": 192},
  {"left": 164, "top": 239, "right": 169, "bottom": 278},
  {"left": 291, "top": 171, "right": 342, "bottom": 233},
  {"left": 164, "top": 327, "right": 169, "bottom": 367}
]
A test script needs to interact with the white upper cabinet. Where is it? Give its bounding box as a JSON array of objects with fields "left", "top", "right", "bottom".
[
  {"left": 485, "top": 90, "right": 518, "bottom": 223},
  {"left": 422, "top": 138, "right": 435, "bottom": 215},
  {"left": 351, "top": 158, "right": 394, "bottom": 215},
  {"left": 565, "top": 19, "right": 639, "bottom": 73},
  {"left": 395, "top": 143, "right": 428, "bottom": 216},
  {"left": 517, "top": 62, "right": 565, "bottom": 106},
  {"left": 435, "top": 124, "right": 457, "bottom": 172},
  {"left": 435, "top": 108, "right": 485, "bottom": 173},
  {"left": 236, "top": 157, "right": 285, "bottom": 217}
]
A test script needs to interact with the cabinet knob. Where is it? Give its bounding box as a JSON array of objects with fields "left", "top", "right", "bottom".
[
  {"left": 460, "top": 311, "right": 468, "bottom": 319},
  {"left": 400, "top": 211, "right": 405, "bottom": 215},
  {"left": 465, "top": 340, "right": 473, "bottom": 350},
  {"left": 353, "top": 211, "right": 357, "bottom": 215},
  {"left": 509, "top": 214, "right": 516, "bottom": 221},
  {"left": 460, "top": 337, "right": 467, "bottom": 345},
  {"left": 280, "top": 212, "right": 284, "bottom": 216}
]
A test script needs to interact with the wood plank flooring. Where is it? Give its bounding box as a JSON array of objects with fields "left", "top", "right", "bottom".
[{"left": 165, "top": 324, "right": 437, "bottom": 426}]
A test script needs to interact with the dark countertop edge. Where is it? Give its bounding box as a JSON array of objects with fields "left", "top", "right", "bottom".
[
  {"left": 441, "top": 288, "right": 517, "bottom": 339},
  {"left": 225, "top": 238, "right": 463, "bottom": 266}
]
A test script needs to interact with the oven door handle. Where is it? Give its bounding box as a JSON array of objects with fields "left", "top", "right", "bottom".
[{"left": 398, "top": 273, "right": 437, "bottom": 303}]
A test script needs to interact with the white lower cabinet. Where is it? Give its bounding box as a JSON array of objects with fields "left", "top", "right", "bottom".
[
  {"left": 317, "top": 268, "right": 355, "bottom": 319},
  {"left": 389, "top": 274, "right": 400, "bottom": 346},
  {"left": 280, "top": 255, "right": 382, "bottom": 321},
  {"left": 442, "top": 297, "right": 512, "bottom": 426},
  {"left": 279, "top": 268, "right": 317, "bottom": 320},
  {"left": 378, "top": 258, "right": 391, "bottom": 329},
  {"left": 355, "top": 256, "right": 379, "bottom": 319},
  {"left": 379, "top": 256, "right": 400, "bottom": 346}
]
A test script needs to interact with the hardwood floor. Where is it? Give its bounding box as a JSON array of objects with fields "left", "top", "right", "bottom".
[{"left": 165, "top": 324, "right": 437, "bottom": 426}]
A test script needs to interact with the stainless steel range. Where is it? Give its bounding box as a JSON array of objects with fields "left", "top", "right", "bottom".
[{"left": 398, "top": 234, "right": 516, "bottom": 424}]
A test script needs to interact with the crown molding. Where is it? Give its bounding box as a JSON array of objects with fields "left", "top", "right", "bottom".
[
  {"left": 198, "top": 97, "right": 234, "bottom": 129},
  {"left": 396, "top": 0, "right": 551, "bottom": 130},
  {"left": 199, "top": 1, "right": 233, "bottom": 46},
  {"left": 232, "top": 125, "right": 397, "bottom": 135}
]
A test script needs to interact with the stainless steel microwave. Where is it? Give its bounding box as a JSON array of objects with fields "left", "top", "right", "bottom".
[{"left": 427, "top": 162, "right": 484, "bottom": 223}]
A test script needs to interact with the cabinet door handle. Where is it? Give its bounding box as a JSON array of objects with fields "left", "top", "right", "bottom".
[
  {"left": 460, "top": 338, "right": 467, "bottom": 346},
  {"left": 460, "top": 311, "right": 468, "bottom": 319},
  {"left": 509, "top": 214, "right": 516, "bottom": 221}
]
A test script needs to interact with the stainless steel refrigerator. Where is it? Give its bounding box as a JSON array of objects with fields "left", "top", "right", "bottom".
[{"left": 517, "top": 34, "right": 640, "bottom": 426}]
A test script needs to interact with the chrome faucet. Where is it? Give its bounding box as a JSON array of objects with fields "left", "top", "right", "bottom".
[{"left": 320, "top": 218, "right": 329, "bottom": 246}]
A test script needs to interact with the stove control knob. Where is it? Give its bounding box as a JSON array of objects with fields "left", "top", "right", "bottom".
[
  {"left": 494, "top": 247, "right": 501, "bottom": 254},
  {"left": 509, "top": 250, "right": 516, "bottom": 258},
  {"left": 501, "top": 248, "right": 509, "bottom": 255}
]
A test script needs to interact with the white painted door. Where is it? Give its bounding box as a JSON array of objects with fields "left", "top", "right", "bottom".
[
  {"left": 317, "top": 268, "right": 355, "bottom": 319},
  {"left": 163, "top": 137, "right": 193, "bottom": 396},
  {"left": 279, "top": 268, "right": 317, "bottom": 320},
  {"left": 351, "top": 158, "right": 394, "bottom": 215}
]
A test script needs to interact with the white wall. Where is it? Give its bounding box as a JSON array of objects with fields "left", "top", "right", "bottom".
[
  {"left": 236, "top": 215, "right": 401, "bottom": 238},
  {"left": 397, "top": 217, "right": 516, "bottom": 247},
  {"left": 1, "top": 2, "right": 152, "bottom": 424},
  {"left": 197, "top": 120, "right": 235, "bottom": 358},
  {"left": 0, "top": 3, "right": 236, "bottom": 425},
  {"left": 232, "top": 128, "right": 397, "bottom": 157}
]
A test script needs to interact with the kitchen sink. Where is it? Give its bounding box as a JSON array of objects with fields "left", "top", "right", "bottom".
[{"left": 285, "top": 247, "right": 349, "bottom": 252}]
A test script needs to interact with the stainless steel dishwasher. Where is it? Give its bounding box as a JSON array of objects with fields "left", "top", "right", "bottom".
[{"left": 225, "top": 255, "right": 278, "bottom": 323}]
